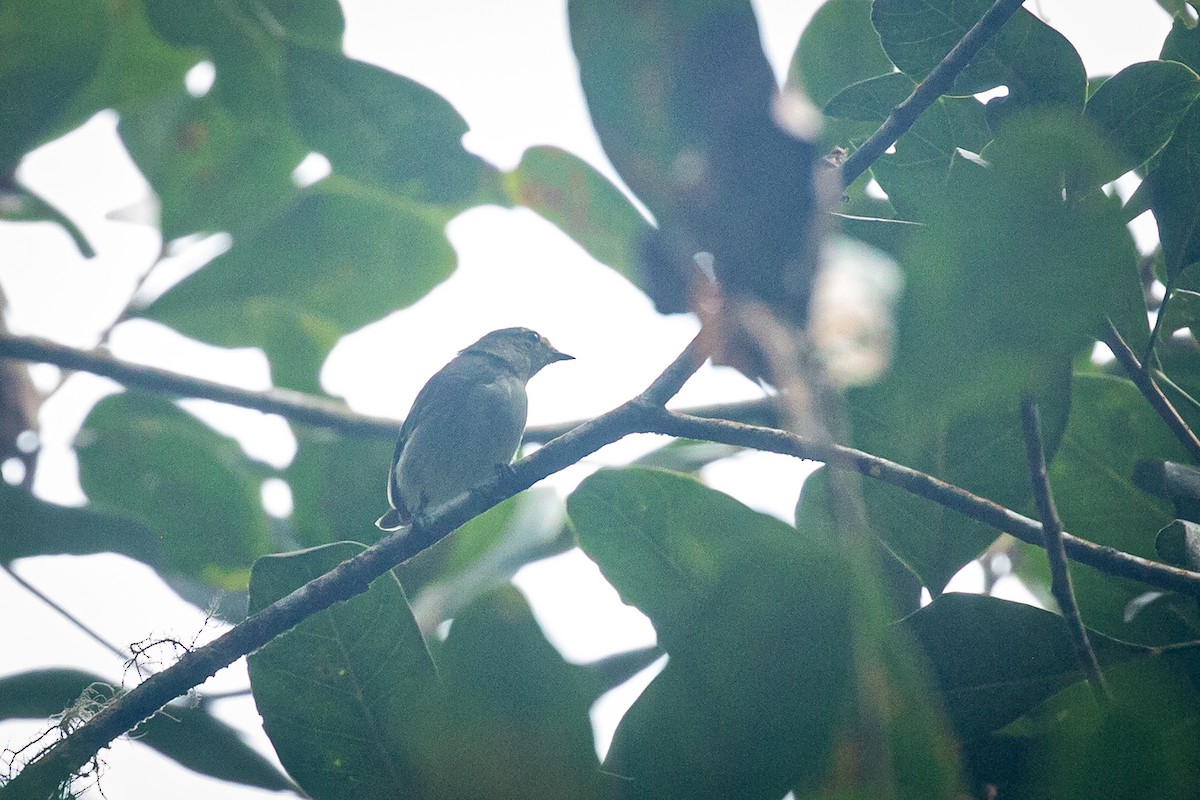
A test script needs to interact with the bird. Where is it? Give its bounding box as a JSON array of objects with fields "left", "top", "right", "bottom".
[{"left": 375, "top": 327, "right": 574, "bottom": 531}]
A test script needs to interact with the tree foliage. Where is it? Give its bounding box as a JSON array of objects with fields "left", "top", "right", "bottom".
[{"left": 4, "top": 1, "right": 1200, "bottom": 798}]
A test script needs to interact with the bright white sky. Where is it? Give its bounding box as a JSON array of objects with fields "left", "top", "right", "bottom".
[{"left": 0, "top": 1, "right": 1173, "bottom": 796}]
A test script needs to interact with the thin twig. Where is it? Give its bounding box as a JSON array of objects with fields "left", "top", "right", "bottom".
[
  {"left": 0, "top": 564, "right": 129, "bottom": 664},
  {"left": 840, "top": 0, "right": 1028, "bottom": 187},
  {"left": 0, "top": 331, "right": 771, "bottom": 443},
  {"left": 0, "top": 331, "right": 713, "bottom": 799},
  {"left": 1020, "top": 395, "right": 1110, "bottom": 705},
  {"left": 1142, "top": 276, "right": 1174, "bottom": 372},
  {"left": 1102, "top": 318, "right": 1200, "bottom": 462},
  {"left": 649, "top": 410, "right": 1200, "bottom": 598}
]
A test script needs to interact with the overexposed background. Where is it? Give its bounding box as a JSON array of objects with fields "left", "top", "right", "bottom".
[{"left": 0, "top": 1, "right": 1172, "bottom": 796}]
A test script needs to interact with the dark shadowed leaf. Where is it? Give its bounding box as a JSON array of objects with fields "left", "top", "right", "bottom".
[
  {"left": 1156, "top": 519, "right": 1200, "bottom": 569},
  {"left": 902, "top": 594, "right": 1146, "bottom": 740},
  {"left": 788, "top": 0, "right": 893, "bottom": 108},
  {"left": 1152, "top": 102, "right": 1200, "bottom": 280},
  {"left": 75, "top": 393, "right": 275, "bottom": 589}
]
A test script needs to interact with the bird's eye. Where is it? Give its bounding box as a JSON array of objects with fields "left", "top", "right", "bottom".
[{"left": 525, "top": 331, "right": 540, "bottom": 343}]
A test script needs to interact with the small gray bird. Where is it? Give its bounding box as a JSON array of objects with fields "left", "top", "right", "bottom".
[{"left": 375, "top": 327, "right": 574, "bottom": 531}]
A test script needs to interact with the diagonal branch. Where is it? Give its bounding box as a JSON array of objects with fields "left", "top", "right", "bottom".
[
  {"left": 840, "top": 0, "right": 1028, "bottom": 187},
  {"left": 1020, "top": 395, "right": 1110, "bottom": 705},
  {"left": 1102, "top": 319, "right": 1200, "bottom": 463},
  {"left": 0, "top": 331, "right": 713, "bottom": 800}
]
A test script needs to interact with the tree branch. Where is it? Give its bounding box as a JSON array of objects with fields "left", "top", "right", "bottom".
[
  {"left": 840, "top": 0, "right": 1028, "bottom": 187},
  {"left": 0, "top": 331, "right": 776, "bottom": 444},
  {"left": 1020, "top": 395, "right": 1110, "bottom": 705},
  {"left": 0, "top": 331, "right": 714, "bottom": 800},
  {"left": 649, "top": 410, "right": 1200, "bottom": 598},
  {"left": 1102, "top": 319, "right": 1200, "bottom": 463}
]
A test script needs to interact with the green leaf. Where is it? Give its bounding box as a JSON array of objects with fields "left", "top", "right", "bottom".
[
  {"left": 826, "top": 71, "right": 992, "bottom": 219},
  {"left": 59, "top": 0, "right": 198, "bottom": 130},
  {"left": 1156, "top": 519, "right": 1200, "bottom": 568},
  {"left": 902, "top": 594, "right": 1146, "bottom": 740},
  {"left": 436, "top": 587, "right": 616, "bottom": 799},
  {"left": 1085, "top": 60, "right": 1200, "bottom": 187},
  {"left": 118, "top": 89, "right": 305, "bottom": 241},
  {"left": 1151, "top": 101, "right": 1200, "bottom": 280},
  {"left": 503, "top": 145, "right": 651, "bottom": 286},
  {"left": 981, "top": 651, "right": 1200, "bottom": 799},
  {"left": 285, "top": 428, "right": 394, "bottom": 549},
  {"left": 0, "top": 669, "right": 294, "bottom": 792},
  {"left": 568, "top": 468, "right": 856, "bottom": 798},
  {"left": 140, "top": 181, "right": 455, "bottom": 390},
  {"left": 1162, "top": 14, "right": 1200, "bottom": 72},
  {"left": 0, "top": 0, "right": 106, "bottom": 172},
  {"left": 284, "top": 43, "right": 493, "bottom": 207},
  {"left": 872, "top": 0, "right": 1086, "bottom": 112},
  {"left": 247, "top": 542, "right": 446, "bottom": 800},
  {"left": 75, "top": 393, "right": 274, "bottom": 589},
  {"left": 788, "top": 0, "right": 893, "bottom": 108}
]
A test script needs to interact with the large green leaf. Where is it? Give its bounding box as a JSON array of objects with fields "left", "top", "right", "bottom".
[
  {"left": 503, "top": 145, "right": 651, "bottom": 287},
  {"left": 1162, "top": 14, "right": 1200, "bottom": 73},
  {"left": 568, "top": 468, "right": 856, "bottom": 798},
  {"left": 284, "top": 42, "right": 493, "bottom": 207},
  {"left": 787, "top": 0, "right": 893, "bottom": 108},
  {"left": 872, "top": 0, "right": 1086, "bottom": 113},
  {"left": 0, "top": 0, "right": 106, "bottom": 172},
  {"left": 247, "top": 542, "right": 446, "bottom": 800},
  {"left": 0, "top": 669, "right": 293, "bottom": 792},
  {"left": 436, "top": 587, "right": 616, "bottom": 799},
  {"left": 119, "top": 88, "right": 305, "bottom": 241},
  {"left": 75, "top": 393, "right": 275, "bottom": 589},
  {"left": 139, "top": 180, "right": 455, "bottom": 390},
  {"left": 1085, "top": 60, "right": 1200, "bottom": 188},
  {"left": 902, "top": 594, "right": 1146, "bottom": 740}
]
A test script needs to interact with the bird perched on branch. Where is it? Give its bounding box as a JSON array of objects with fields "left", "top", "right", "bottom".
[{"left": 376, "top": 327, "right": 574, "bottom": 531}]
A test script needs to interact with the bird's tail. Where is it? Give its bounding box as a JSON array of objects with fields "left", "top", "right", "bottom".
[{"left": 375, "top": 509, "right": 408, "bottom": 531}]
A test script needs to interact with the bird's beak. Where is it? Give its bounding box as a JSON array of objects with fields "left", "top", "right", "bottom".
[{"left": 550, "top": 347, "right": 574, "bottom": 362}]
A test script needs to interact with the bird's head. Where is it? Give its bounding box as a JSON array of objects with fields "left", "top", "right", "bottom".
[{"left": 462, "top": 327, "right": 574, "bottom": 380}]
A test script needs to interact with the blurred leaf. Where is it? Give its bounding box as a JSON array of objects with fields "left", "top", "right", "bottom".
[
  {"left": 504, "top": 145, "right": 651, "bottom": 286},
  {"left": 1152, "top": 102, "right": 1200, "bottom": 281},
  {"left": 59, "top": 0, "right": 198, "bottom": 130},
  {"left": 0, "top": 668, "right": 293, "bottom": 792},
  {"left": 284, "top": 42, "right": 493, "bottom": 207},
  {"left": 0, "top": 0, "right": 106, "bottom": 173},
  {"left": 1085, "top": 60, "right": 1200, "bottom": 187},
  {"left": 119, "top": 88, "right": 305, "bottom": 241},
  {"left": 902, "top": 594, "right": 1146, "bottom": 740},
  {"left": 140, "top": 180, "right": 455, "bottom": 390},
  {"left": 872, "top": 0, "right": 1086, "bottom": 113},
  {"left": 437, "top": 587, "right": 616, "bottom": 799},
  {"left": 1156, "top": 519, "right": 1200, "bottom": 568},
  {"left": 568, "top": 468, "right": 856, "bottom": 798},
  {"left": 75, "top": 393, "right": 274, "bottom": 589},
  {"left": 978, "top": 651, "right": 1200, "bottom": 799},
  {"left": 845, "top": 112, "right": 1140, "bottom": 590},
  {"left": 247, "top": 542, "right": 446, "bottom": 800},
  {"left": 788, "top": 0, "right": 893, "bottom": 108}
]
